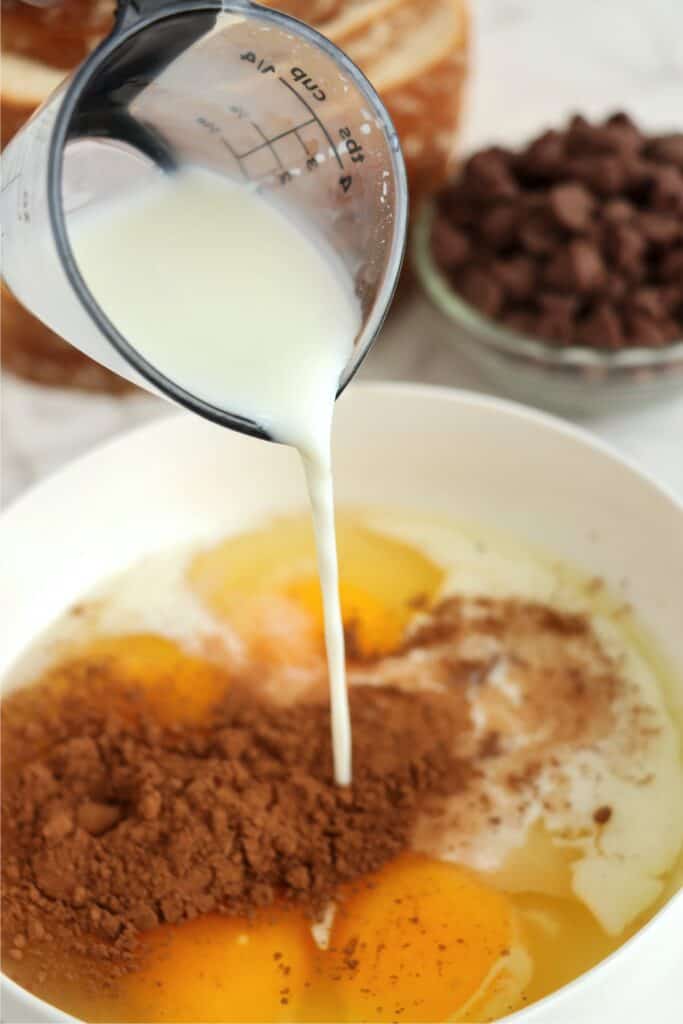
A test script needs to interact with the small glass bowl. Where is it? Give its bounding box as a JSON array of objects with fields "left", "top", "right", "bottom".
[{"left": 413, "top": 202, "right": 683, "bottom": 417}]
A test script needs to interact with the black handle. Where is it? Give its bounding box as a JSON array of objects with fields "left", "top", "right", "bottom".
[
  {"left": 69, "top": 2, "right": 223, "bottom": 168},
  {"left": 115, "top": 1, "right": 179, "bottom": 28}
]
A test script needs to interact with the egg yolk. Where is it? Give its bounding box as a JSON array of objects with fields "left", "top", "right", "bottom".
[
  {"left": 66, "top": 633, "right": 229, "bottom": 725},
  {"left": 188, "top": 515, "right": 443, "bottom": 661},
  {"left": 119, "top": 859, "right": 519, "bottom": 1024},
  {"left": 326, "top": 853, "right": 516, "bottom": 1023},
  {"left": 122, "top": 911, "right": 317, "bottom": 1023}
]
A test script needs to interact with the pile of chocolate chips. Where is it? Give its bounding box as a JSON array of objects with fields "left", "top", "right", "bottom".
[
  {"left": 1, "top": 670, "right": 467, "bottom": 980},
  {"left": 431, "top": 113, "right": 683, "bottom": 349}
]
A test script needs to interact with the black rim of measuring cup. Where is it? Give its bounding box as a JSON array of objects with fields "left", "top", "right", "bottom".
[{"left": 47, "top": 0, "right": 409, "bottom": 440}]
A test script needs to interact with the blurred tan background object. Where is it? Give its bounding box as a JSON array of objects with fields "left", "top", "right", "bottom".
[{"left": 1, "top": 0, "right": 469, "bottom": 391}]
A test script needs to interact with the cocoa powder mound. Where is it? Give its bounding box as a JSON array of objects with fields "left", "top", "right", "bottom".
[{"left": 1, "top": 671, "right": 468, "bottom": 978}]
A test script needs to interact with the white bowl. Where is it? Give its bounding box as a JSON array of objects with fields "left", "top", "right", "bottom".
[{"left": 1, "top": 383, "right": 681, "bottom": 1024}]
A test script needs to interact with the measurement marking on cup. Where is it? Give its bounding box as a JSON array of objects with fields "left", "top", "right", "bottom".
[
  {"left": 0, "top": 173, "right": 20, "bottom": 194},
  {"left": 278, "top": 78, "right": 344, "bottom": 170},
  {"left": 197, "top": 76, "right": 348, "bottom": 188},
  {"left": 239, "top": 119, "right": 316, "bottom": 160},
  {"left": 251, "top": 123, "right": 284, "bottom": 170},
  {"left": 293, "top": 129, "right": 312, "bottom": 158},
  {"left": 220, "top": 136, "right": 250, "bottom": 181}
]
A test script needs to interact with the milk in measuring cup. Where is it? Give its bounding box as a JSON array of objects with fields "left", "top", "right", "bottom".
[{"left": 69, "top": 165, "right": 360, "bottom": 785}]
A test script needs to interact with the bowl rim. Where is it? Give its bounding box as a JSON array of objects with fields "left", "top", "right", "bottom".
[
  {"left": 413, "top": 201, "right": 683, "bottom": 369},
  {"left": 2, "top": 382, "right": 682, "bottom": 521},
  {"left": 0, "top": 382, "right": 681, "bottom": 1023}
]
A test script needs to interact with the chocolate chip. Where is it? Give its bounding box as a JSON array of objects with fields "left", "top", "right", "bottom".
[
  {"left": 457, "top": 268, "right": 503, "bottom": 317},
  {"left": 604, "top": 112, "right": 643, "bottom": 155},
  {"left": 604, "top": 273, "right": 628, "bottom": 302},
  {"left": 568, "top": 156, "right": 627, "bottom": 196},
  {"left": 660, "top": 317, "right": 682, "bottom": 341},
  {"left": 519, "top": 212, "right": 560, "bottom": 255},
  {"left": 568, "top": 113, "right": 590, "bottom": 132},
  {"left": 606, "top": 223, "right": 646, "bottom": 278},
  {"left": 465, "top": 148, "right": 519, "bottom": 199},
  {"left": 536, "top": 305, "right": 575, "bottom": 343},
  {"left": 602, "top": 198, "right": 635, "bottom": 223},
  {"left": 577, "top": 304, "right": 624, "bottom": 350},
  {"left": 625, "top": 312, "right": 668, "bottom": 347},
  {"left": 567, "top": 123, "right": 620, "bottom": 158},
  {"left": 649, "top": 165, "right": 683, "bottom": 212},
  {"left": 660, "top": 283, "right": 683, "bottom": 315},
  {"left": 549, "top": 182, "right": 594, "bottom": 231},
  {"left": 518, "top": 130, "right": 566, "bottom": 180},
  {"left": 501, "top": 309, "right": 538, "bottom": 335},
  {"left": 431, "top": 219, "right": 470, "bottom": 270},
  {"left": 492, "top": 256, "right": 536, "bottom": 300},
  {"left": 628, "top": 288, "right": 666, "bottom": 320},
  {"left": 539, "top": 292, "right": 579, "bottom": 318},
  {"left": 659, "top": 248, "right": 683, "bottom": 282},
  {"left": 437, "top": 192, "right": 474, "bottom": 228},
  {"left": 623, "top": 157, "right": 661, "bottom": 199},
  {"left": 480, "top": 204, "right": 520, "bottom": 248},
  {"left": 646, "top": 133, "right": 683, "bottom": 170},
  {"left": 638, "top": 211, "right": 680, "bottom": 246},
  {"left": 546, "top": 240, "right": 606, "bottom": 294}
]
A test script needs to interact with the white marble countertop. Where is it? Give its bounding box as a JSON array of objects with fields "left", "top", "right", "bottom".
[{"left": 3, "top": 0, "right": 683, "bottom": 504}]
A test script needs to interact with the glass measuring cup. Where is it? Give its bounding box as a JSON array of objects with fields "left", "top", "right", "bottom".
[{"left": 1, "top": 0, "right": 408, "bottom": 438}]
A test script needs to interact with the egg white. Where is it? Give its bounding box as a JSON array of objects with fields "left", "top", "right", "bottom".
[{"left": 362, "top": 511, "right": 683, "bottom": 936}]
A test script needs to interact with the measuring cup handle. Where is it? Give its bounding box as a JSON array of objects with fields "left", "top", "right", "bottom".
[
  {"left": 115, "top": 1, "right": 174, "bottom": 26},
  {"left": 115, "top": 1, "right": 224, "bottom": 30}
]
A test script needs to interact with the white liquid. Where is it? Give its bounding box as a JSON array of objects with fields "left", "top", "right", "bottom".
[{"left": 69, "top": 166, "right": 360, "bottom": 785}]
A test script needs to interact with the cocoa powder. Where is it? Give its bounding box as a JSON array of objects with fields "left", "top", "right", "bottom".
[{"left": 1, "top": 666, "right": 467, "bottom": 980}]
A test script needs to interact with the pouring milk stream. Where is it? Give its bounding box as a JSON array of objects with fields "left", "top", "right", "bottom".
[
  {"left": 69, "top": 166, "right": 358, "bottom": 784},
  {"left": 0, "top": 2, "right": 408, "bottom": 783}
]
